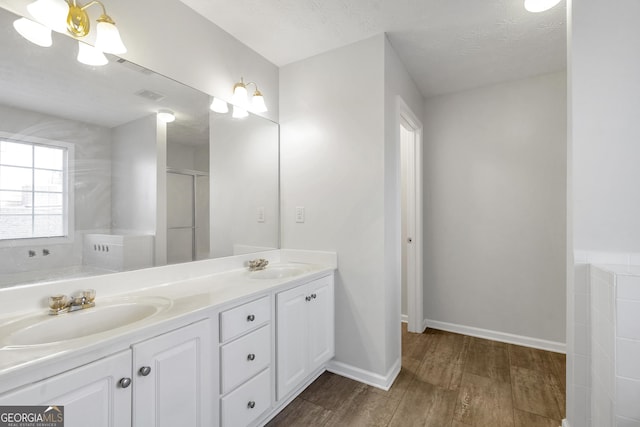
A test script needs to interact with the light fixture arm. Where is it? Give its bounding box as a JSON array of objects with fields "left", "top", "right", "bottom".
[{"left": 67, "top": 0, "right": 116, "bottom": 37}]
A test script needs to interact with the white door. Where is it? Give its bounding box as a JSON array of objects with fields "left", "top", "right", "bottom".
[
  {"left": 132, "top": 320, "right": 213, "bottom": 427},
  {"left": 276, "top": 285, "right": 309, "bottom": 400},
  {"left": 0, "top": 350, "right": 132, "bottom": 427},
  {"left": 167, "top": 172, "right": 195, "bottom": 263},
  {"left": 399, "top": 100, "right": 424, "bottom": 334},
  {"left": 307, "top": 276, "right": 335, "bottom": 369}
]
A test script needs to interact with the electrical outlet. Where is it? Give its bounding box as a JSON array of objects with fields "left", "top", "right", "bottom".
[
  {"left": 295, "top": 206, "right": 305, "bottom": 223},
  {"left": 257, "top": 207, "right": 265, "bottom": 223}
]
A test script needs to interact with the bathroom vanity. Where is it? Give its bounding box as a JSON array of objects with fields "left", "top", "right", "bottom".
[{"left": 0, "top": 250, "right": 336, "bottom": 427}]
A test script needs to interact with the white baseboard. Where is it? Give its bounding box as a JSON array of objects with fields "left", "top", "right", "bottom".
[
  {"left": 326, "top": 356, "right": 401, "bottom": 391},
  {"left": 401, "top": 314, "right": 408, "bottom": 323},
  {"left": 562, "top": 418, "right": 569, "bottom": 427},
  {"left": 424, "top": 319, "right": 566, "bottom": 354}
]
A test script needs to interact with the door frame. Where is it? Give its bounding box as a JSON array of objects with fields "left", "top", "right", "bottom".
[{"left": 397, "top": 97, "right": 424, "bottom": 333}]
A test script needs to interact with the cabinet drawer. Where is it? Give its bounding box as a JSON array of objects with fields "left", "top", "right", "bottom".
[
  {"left": 220, "top": 368, "right": 271, "bottom": 427},
  {"left": 220, "top": 296, "right": 270, "bottom": 342},
  {"left": 221, "top": 325, "right": 271, "bottom": 394}
]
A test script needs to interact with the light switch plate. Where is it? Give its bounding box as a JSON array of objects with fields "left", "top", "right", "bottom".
[{"left": 295, "top": 206, "right": 305, "bottom": 223}]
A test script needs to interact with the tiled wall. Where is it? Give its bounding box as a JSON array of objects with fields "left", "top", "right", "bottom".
[{"left": 589, "top": 265, "right": 640, "bottom": 427}]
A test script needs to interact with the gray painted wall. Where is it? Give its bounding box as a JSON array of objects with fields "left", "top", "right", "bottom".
[{"left": 423, "top": 72, "right": 567, "bottom": 343}]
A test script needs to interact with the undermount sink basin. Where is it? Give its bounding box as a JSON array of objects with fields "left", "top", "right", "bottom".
[
  {"left": 249, "top": 264, "right": 313, "bottom": 280},
  {"left": 0, "top": 297, "right": 172, "bottom": 347}
]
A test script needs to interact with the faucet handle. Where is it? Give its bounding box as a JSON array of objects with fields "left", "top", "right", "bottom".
[{"left": 48, "top": 295, "right": 69, "bottom": 313}]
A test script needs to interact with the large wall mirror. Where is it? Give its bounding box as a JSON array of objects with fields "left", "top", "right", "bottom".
[{"left": 0, "top": 6, "right": 279, "bottom": 289}]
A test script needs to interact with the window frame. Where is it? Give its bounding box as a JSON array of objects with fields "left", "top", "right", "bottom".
[{"left": 0, "top": 131, "right": 75, "bottom": 247}]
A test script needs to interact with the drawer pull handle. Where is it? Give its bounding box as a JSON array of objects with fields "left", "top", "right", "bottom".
[
  {"left": 247, "top": 353, "right": 256, "bottom": 361},
  {"left": 247, "top": 314, "right": 256, "bottom": 322},
  {"left": 139, "top": 366, "right": 151, "bottom": 376},
  {"left": 247, "top": 401, "right": 256, "bottom": 409},
  {"left": 119, "top": 377, "right": 132, "bottom": 389}
]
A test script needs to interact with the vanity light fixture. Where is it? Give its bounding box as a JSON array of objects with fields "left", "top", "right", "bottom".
[
  {"left": 16, "top": 0, "right": 126, "bottom": 66},
  {"left": 524, "top": 0, "right": 562, "bottom": 12},
  {"left": 77, "top": 41, "right": 108, "bottom": 66},
  {"left": 232, "top": 105, "right": 249, "bottom": 119},
  {"left": 157, "top": 109, "right": 176, "bottom": 123},
  {"left": 12, "top": 17, "right": 52, "bottom": 47},
  {"left": 232, "top": 77, "right": 268, "bottom": 113},
  {"left": 210, "top": 97, "right": 229, "bottom": 114}
]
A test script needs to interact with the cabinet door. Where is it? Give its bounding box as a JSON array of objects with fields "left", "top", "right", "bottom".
[
  {"left": 307, "top": 275, "right": 335, "bottom": 370},
  {"left": 133, "top": 320, "right": 213, "bottom": 427},
  {"left": 276, "top": 284, "right": 309, "bottom": 400},
  {"left": 0, "top": 350, "right": 132, "bottom": 427}
]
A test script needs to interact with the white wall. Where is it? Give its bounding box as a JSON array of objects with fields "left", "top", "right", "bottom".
[
  {"left": 423, "top": 72, "right": 567, "bottom": 345},
  {"left": 209, "top": 114, "right": 279, "bottom": 258},
  {"left": 280, "top": 35, "right": 389, "bottom": 378},
  {"left": 0, "top": 0, "right": 279, "bottom": 122},
  {"left": 111, "top": 115, "right": 158, "bottom": 235},
  {"left": 0, "top": 103, "right": 111, "bottom": 276},
  {"left": 567, "top": 1, "right": 640, "bottom": 426},
  {"left": 281, "top": 35, "right": 422, "bottom": 384}
]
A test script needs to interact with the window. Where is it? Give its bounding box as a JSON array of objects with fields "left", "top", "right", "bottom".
[{"left": 0, "top": 137, "right": 70, "bottom": 241}]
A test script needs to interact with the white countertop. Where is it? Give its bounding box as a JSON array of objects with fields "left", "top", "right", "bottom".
[{"left": 0, "top": 249, "right": 337, "bottom": 395}]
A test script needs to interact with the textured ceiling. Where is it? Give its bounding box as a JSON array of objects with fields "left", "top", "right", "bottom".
[{"left": 179, "top": 0, "right": 566, "bottom": 97}]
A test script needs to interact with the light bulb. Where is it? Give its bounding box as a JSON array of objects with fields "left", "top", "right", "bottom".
[
  {"left": 157, "top": 109, "right": 176, "bottom": 123},
  {"left": 95, "top": 18, "right": 127, "bottom": 54},
  {"left": 210, "top": 97, "right": 229, "bottom": 113},
  {"left": 13, "top": 17, "right": 52, "bottom": 47},
  {"left": 232, "top": 105, "right": 248, "bottom": 119},
  {"left": 232, "top": 82, "right": 248, "bottom": 108},
  {"left": 250, "top": 90, "right": 267, "bottom": 113},
  {"left": 27, "top": 0, "right": 69, "bottom": 33},
  {"left": 524, "top": 0, "right": 562, "bottom": 12},
  {"left": 77, "top": 42, "right": 108, "bottom": 66}
]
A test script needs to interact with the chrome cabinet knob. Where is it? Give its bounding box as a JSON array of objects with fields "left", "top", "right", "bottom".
[
  {"left": 119, "top": 377, "right": 132, "bottom": 388},
  {"left": 311, "top": 293, "right": 317, "bottom": 299},
  {"left": 247, "top": 401, "right": 256, "bottom": 409},
  {"left": 247, "top": 353, "right": 256, "bottom": 361},
  {"left": 247, "top": 314, "right": 255, "bottom": 322},
  {"left": 139, "top": 366, "right": 151, "bottom": 376},
  {"left": 305, "top": 296, "right": 311, "bottom": 302}
]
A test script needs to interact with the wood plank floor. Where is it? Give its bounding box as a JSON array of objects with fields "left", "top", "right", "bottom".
[{"left": 266, "top": 324, "right": 565, "bottom": 427}]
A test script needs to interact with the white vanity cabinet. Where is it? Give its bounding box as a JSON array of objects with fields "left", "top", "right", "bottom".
[
  {"left": 219, "top": 296, "right": 272, "bottom": 427},
  {"left": 276, "top": 274, "right": 334, "bottom": 400},
  {"left": 0, "top": 350, "right": 132, "bottom": 427},
  {"left": 0, "top": 319, "right": 213, "bottom": 427},
  {"left": 132, "top": 319, "right": 213, "bottom": 427}
]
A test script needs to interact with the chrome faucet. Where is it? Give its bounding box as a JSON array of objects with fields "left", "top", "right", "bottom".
[
  {"left": 247, "top": 258, "right": 269, "bottom": 271},
  {"left": 48, "top": 289, "right": 96, "bottom": 315}
]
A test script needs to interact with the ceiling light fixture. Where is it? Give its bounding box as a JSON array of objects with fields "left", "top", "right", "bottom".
[
  {"left": 157, "top": 109, "right": 176, "bottom": 123},
  {"left": 210, "top": 97, "right": 229, "bottom": 114},
  {"left": 524, "top": 0, "right": 562, "bottom": 13},
  {"left": 232, "top": 77, "right": 268, "bottom": 113}
]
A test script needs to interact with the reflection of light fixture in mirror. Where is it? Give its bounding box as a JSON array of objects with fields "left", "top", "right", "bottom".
[
  {"left": 210, "top": 97, "right": 229, "bottom": 114},
  {"left": 232, "top": 77, "right": 268, "bottom": 113},
  {"left": 524, "top": 0, "right": 562, "bottom": 12},
  {"left": 13, "top": 18, "right": 52, "bottom": 47},
  {"left": 77, "top": 41, "right": 108, "bottom": 66},
  {"left": 21, "top": 0, "right": 126, "bottom": 54},
  {"left": 157, "top": 109, "right": 176, "bottom": 123},
  {"left": 232, "top": 105, "right": 249, "bottom": 119},
  {"left": 27, "top": 0, "right": 69, "bottom": 33}
]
